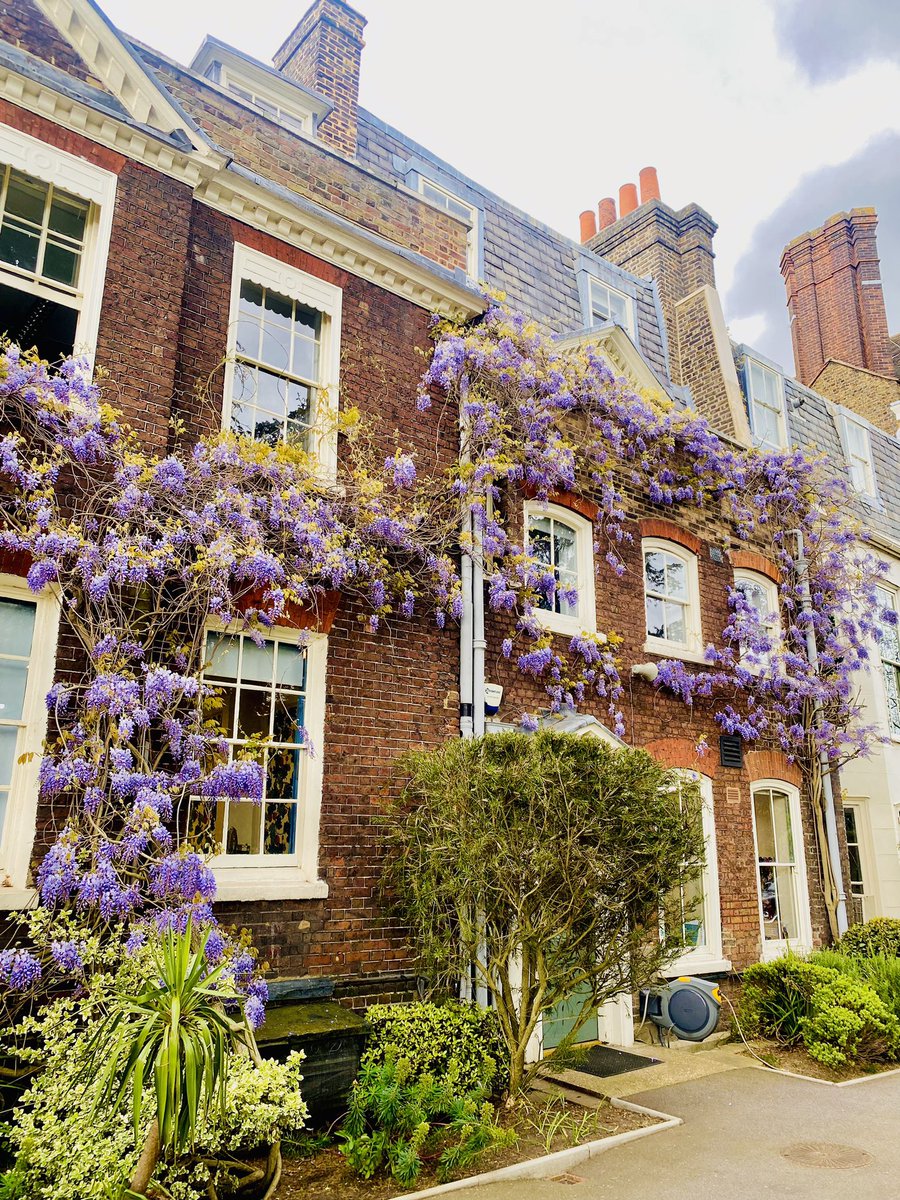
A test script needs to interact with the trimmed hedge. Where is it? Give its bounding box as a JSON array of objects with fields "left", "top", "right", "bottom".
[
  {"left": 739, "top": 956, "right": 900, "bottom": 1068},
  {"left": 362, "top": 1002, "right": 508, "bottom": 1095},
  {"left": 839, "top": 918, "right": 900, "bottom": 960}
]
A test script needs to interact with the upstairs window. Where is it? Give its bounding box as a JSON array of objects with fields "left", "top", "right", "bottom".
[
  {"left": 525, "top": 502, "right": 596, "bottom": 636},
  {"left": 417, "top": 177, "right": 479, "bottom": 278},
  {"left": 746, "top": 359, "right": 787, "bottom": 451},
  {"left": 841, "top": 414, "right": 877, "bottom": 498},
  {"left": 876, "top": 585, "right": 900, "bottom": 738},
  {"left": 588, "top": 277, "right": 634, "bottom": 339},
  {"left": 643, "top": 539, "right": 701, "bottom": 655},
  {"left": 0, "top": 165, "right": 89, "bottom": 363},
  {"left": 225, "top": 246, "right": 342, "bottom": 475},
  {"left": 733, "top": 570, "right": 780, "bottom": 667}
]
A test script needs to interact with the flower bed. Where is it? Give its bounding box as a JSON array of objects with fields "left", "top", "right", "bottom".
[{"left": 276, "top": 1093, "right": 657, "bottom": 1199}]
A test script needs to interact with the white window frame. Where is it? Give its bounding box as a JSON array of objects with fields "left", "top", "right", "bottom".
[
  {"left": 746, "top": 358, "right": 788, "bottom": 451},
  {"left": 840, "top": 413, "right": 878, "bottom": 499},
  {"left": 417, "top": 176, "right": 479, "bottom": 278},
  {"left": 733, "top": 569, "right": 781, "bottom": 671},
  {"left": 0, "top": 575, "right": 60, "bottom": 908},
  {"left": 642, "top": 537, "right": 703, "bottom": 660},
  {"left": 0, "top": 122, "right": 117, "bottom": 368},
  {"left": 661, "top": 771, "right": 729, "bottom": 976},
  {"left": 875, "top": 584, "right": 900, "bottom": 740},
  {"left": 750, "top": 780, "right": 813, "bottom": 961},
  {"left": 217, "top": 65, "right": 315, "bottom": 137},
  {"left": 199, "top": 622, "right": 329, "bottom": 902},
  {"left": 223, "top": 244, "right": 342, "bottom": 480},
  {"left": 524, "top": 501, "right": 596, "bottom": 637},
  {"left": 587, "top": 276, "right": 635, "bottom": 339}
]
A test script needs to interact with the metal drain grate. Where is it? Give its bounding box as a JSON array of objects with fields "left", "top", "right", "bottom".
[{"left": 781, "top": 1142, "right": 873, "bottom": 1170}]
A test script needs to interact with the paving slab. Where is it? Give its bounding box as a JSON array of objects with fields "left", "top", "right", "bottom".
[{"left": 458, "top": 1066, "right": 900, "bottom": 1199}]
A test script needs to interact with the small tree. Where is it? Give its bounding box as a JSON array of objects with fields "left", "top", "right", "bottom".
[{"left": 382, "top": 730, "right": 704, "bottom": 1094}]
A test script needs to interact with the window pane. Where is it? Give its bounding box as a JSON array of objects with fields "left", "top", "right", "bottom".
[
  {"left": 553, "top": 523, "right": 577, "bottom": 576},
  {"left": 754, "top": 791, "right": 776, "bottom": 860},
  {"left": 256, "top": 369, "right": 286, "bottom": 417},
  {"left": 0, "top": 726, "right": 18, "bottom": 788},
  {"left": 292, "top": 330, "right": 318, "bottom": 380},
  {"left": 276, "top": 643, "right": 307, "bottom": 689},
  {"left": 529, "top": 519, "right": 552, "bottom": 565},
  {"left": 273, "top": 693, "right": 305, "bottom": 744},
  {"left": 206, "top": 634, "right": 240, "bottom": 681},
  {"left": 267, "top": 749, "right": 301, "bottom": 800},
  {"left": 48, "top": 193, "right": 88, "bottom": 241},
  {"left": 0, "top": 224, "right": 39, "bottom": 273},
  {"left": 206, "top": 685, "right": 236, "bottom": 738},
  {"left": 237, "top": 688, "right": 270, "bottom": 737},
  {"left": 646, "top": 595, "right": 665, "bottom": 640},
  {"left": 241, "top": 638, "right": 275, "bottom": 683},
  {"left": 5, "top": 172, "right": 46, "bottom": 224},
  {"left": 261, "top": 319, "right": 291, "bottom": 371},
  {"left": 759, "top": 863, "right": 779, "bottom": 938},
  {"left": 772, "top": 791, "right": 795, "bottom": 863},
  {"left": 188, "top": 798, "right": 223, "bottom": 855},
  {"left": 774, "top": 866, "right": 799, "bottom": 939},
  {"left": 664, "top": 601, "right": 686, "bottom": 644},
  {"left": 225, "top": 800, "right": 261, "bottom": 854},
  {"left": 0, "top": 661, "right": 29, "bottom": 721},
  {"left": 0, "top": 600, "right": 35, "bottom": 657},
  {"left": 42, "top": 243, "right": 80, "bottom": 288},
  {"left": 608, "top": 290, "right": 628, "bottom": 325},
  {"left": 882, "top": 663, "right": 900, "bottom": 736},
  {"left": 682, "top": 871, "right": 706, "bottom": 947},
  {"left": 644, "top": 551, "right": 665, "bottom": 593},
  {"left": 286, "top": 381, "right": 311, "bottom": 425},
  {"left": 665, "top": 556, "right": 687, "bottom": 599},
  {"left": 264, "top": 801, "right": 296, "bottom": 854}
]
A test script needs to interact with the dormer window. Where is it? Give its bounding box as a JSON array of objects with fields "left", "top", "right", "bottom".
[
  {"left": 840, "top": 414, "right": 877, "bottom": 498},
  {"left": 588, "top": 277, "right": 634, "bottom": 338},
  {"left": 746, "top": 359, "right": 787, "bottom": 451},
  {"left": 417, "top": 177, "right": 479, "bottom": 278}
]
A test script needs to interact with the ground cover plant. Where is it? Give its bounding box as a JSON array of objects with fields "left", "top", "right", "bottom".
[
  {"left": 838, "top": 918, "right": 900, "bottom": 959},
  {"left": 383, "top": 730, "right": 705, "bottom": 1094}
]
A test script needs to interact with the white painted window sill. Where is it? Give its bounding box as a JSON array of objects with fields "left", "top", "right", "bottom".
[
  {"left": 0, "top": 887, "right": 37, "bottom": 911},
  {"left": 661, "top": 956, "right": 732, "bottom": 978},
  {"left": 642, "top": 641, "right": 709, "bottom": 666},
  {"left": 212, "top": 875, "right": 328, "bottom": 902}
]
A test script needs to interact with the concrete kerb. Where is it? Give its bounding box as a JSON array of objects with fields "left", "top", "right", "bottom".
[
  {"left": 747, "top": 1062, "right": 900, "bottom": 1088},
  {"left": 390, "top": 1096, "right": 682, "bottom": 1200}
]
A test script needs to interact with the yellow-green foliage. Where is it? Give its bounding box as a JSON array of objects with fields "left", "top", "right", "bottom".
[
  {"left": 839, "top": 918, "right": 900, "bottom": 959},
  {"left": 363, "top": 1002, "right": 508, "bottom": 1094}
]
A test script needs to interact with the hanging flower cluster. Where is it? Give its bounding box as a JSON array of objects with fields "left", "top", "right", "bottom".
[
  {"left": 422, "top": 300, "right": 890, "bottom": 760},
  {"left": 0, "top": 346, "right": 460, "bottom": 1004}
]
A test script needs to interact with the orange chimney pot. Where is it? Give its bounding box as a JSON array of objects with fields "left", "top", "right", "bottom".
[
  {"left": 619, "top": 183, "right": 638, "bottom": 218},
  {"left": 579, "top": 209, "right": 598, "bottom": 242},
  {"left": 598, "top": 197, "right": 617, "bottom": 229},
  {"left": 639, "top": 166, "right": 660, "bottom": 204}
]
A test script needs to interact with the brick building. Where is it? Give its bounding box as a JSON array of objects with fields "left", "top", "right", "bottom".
[{"left": 1, "top": 0, "right": 895, "bottom": 1047}]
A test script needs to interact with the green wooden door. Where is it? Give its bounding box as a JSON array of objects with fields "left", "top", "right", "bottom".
[{"left": 542, "top": 984, "right": 598, "bottom": 1050}]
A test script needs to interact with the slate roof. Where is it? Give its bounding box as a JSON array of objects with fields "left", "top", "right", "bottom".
[{"left": 356, "top": 109, "right": 673, "bottom": 387}]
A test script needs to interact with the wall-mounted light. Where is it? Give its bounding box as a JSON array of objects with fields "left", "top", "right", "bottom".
[{"left": 631, "top": 662, "right": 659, "bottom": 683}]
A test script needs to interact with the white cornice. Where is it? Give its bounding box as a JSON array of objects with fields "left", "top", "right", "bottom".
[
  {"left": 556, "top": 325, "right": 669, "bottom": 398},
  {"left": 0, "top": 64, "right": 482, "bottom": 321},
  {"left": 33, "top": 0, "right": 215, "bottom": 154}
]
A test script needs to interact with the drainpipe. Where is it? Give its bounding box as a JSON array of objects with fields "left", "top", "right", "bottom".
[
  {"left": 794, "top": 530, "right": 849, "bottom": 937},
  {"left": 472, "top": 511, "right": 486, "bottom": 738},
  {"left": 459, "top": 503, "right": 474, "bottom": 740}
]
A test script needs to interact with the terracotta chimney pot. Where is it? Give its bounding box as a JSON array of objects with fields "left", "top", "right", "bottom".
[
  {"left": 579, "top": 209, "right": 598, "bottom": 242},
  {"left": 598, "top": 197, "right": 617, "bottom": 229},
  {"left": 619, "top": 183, "right": 639, "bottom": 218},
  {"left": 639, "top": 166, "right": 660, "bottom": 204}
]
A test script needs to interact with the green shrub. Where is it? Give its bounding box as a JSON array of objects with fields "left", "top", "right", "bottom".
[
  {"left": 363, "top": 1002, "right": 508, "bottom": 1095},
  {"left": 839, "top": 918, "right": 900, "bottom": 959},
  {"left": 738, "top": 957, "right": 835, "bottom": 1044},
  {"left": 811, "top": 950, "right": 900, "bottom": 1024},
  {"left": 338, "top": 1052, "right": 513, "bottom": 1187},
  {"left": 738, "top": 955, "right": 900, "bottom": 1068}
]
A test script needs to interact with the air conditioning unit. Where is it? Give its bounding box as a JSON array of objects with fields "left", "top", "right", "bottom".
[{"left": 639, "top": 977, "right": 722, "bottom": 1042}]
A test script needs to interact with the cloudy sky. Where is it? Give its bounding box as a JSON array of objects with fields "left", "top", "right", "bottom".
[{"left": 103, "top": 0, "right": 900, "bottom": 372}]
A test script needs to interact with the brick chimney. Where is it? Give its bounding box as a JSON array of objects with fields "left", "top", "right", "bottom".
[
  {"left": 274, "top": 0, "right": 366, "bottom": 158},
  {"left": 577, "top": 171, "right": 750, "bottom": 443},
  {"left": 780, "top": 208, "right": 894, "bottom": 387},
  {"left": 583, "top": 170, "right": 718, "bottom": 350}
]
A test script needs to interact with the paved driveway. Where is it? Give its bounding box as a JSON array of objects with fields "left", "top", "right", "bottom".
[{"left": 461, "top": 1066, "right": 900, "bottom": 1199}]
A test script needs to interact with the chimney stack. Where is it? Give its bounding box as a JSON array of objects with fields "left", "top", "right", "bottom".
[
  {"left": 619, "top": 182, "right": 639, "bottom": 218},
  {"left": 639, "top": 166, "right": 660, "bottom": 204},
  {"left": 598, "top": 197, "right": 617, "bottom": 230},
  {"left": 274, "top": 0, "right": 366, "bottom": 158},
  {"left": 780, "top": 208, "right": 894, "bottom": 387},
  {"left": 579, "top": 209, "right": 598, "bottom": 242}
]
